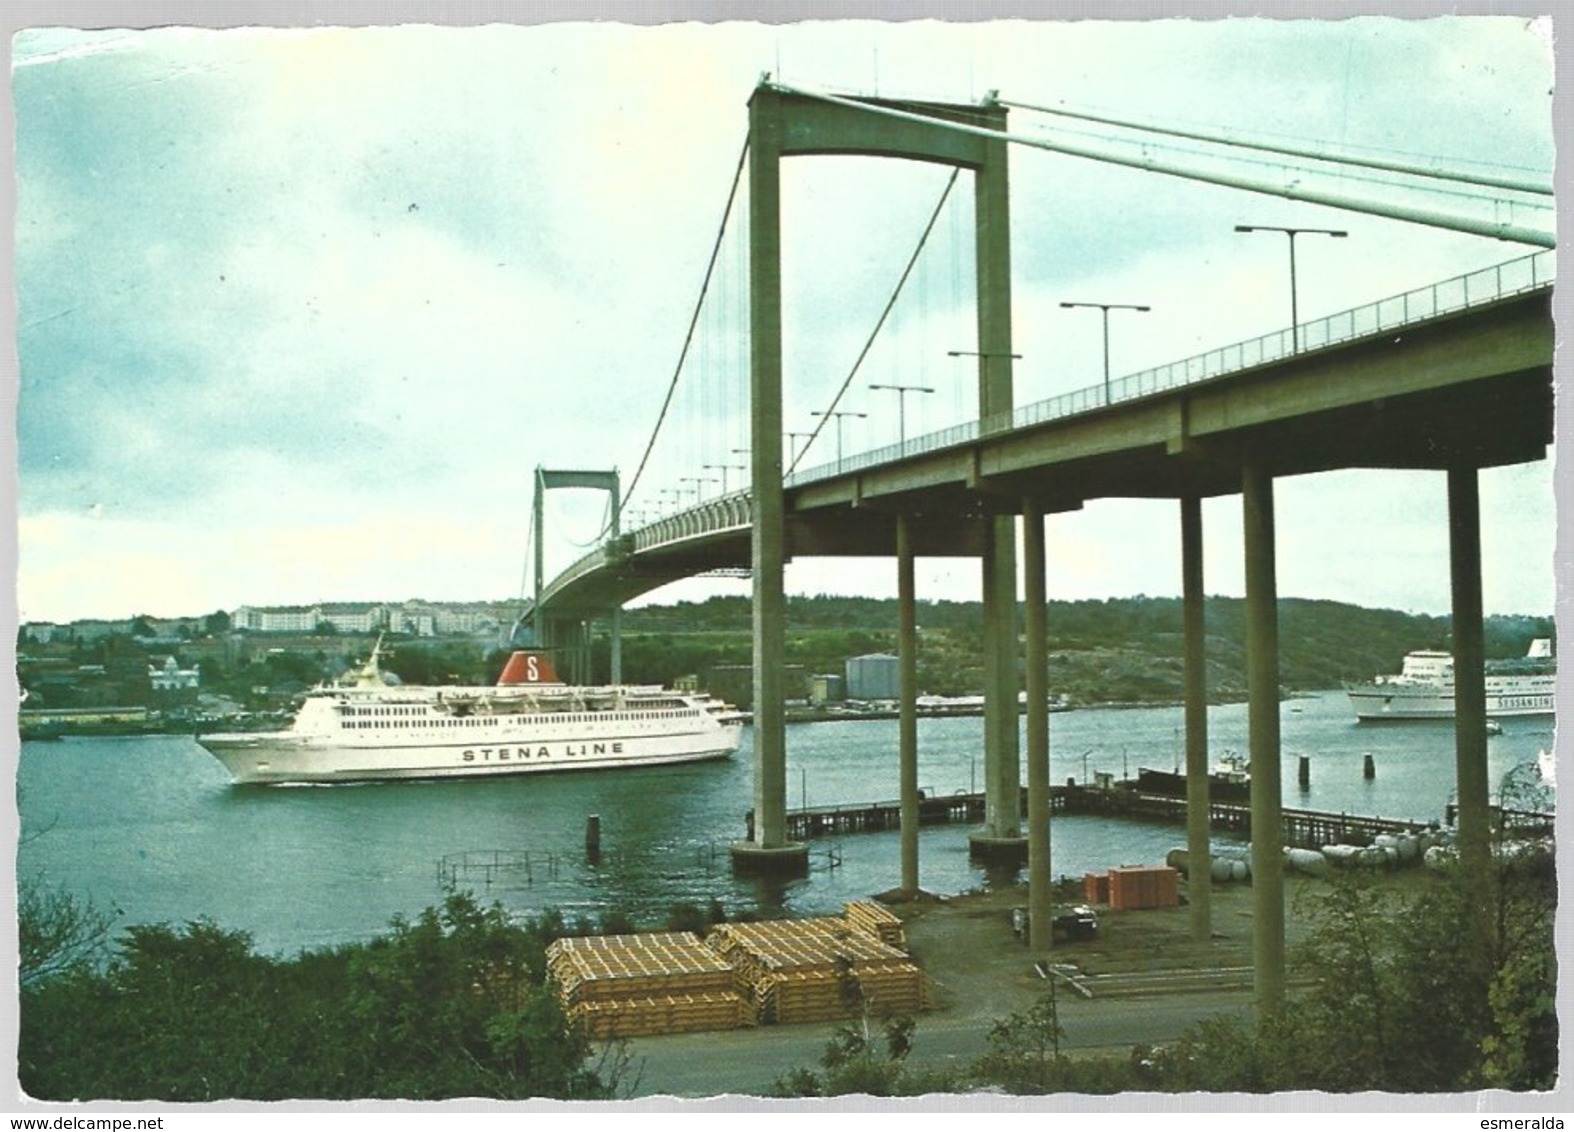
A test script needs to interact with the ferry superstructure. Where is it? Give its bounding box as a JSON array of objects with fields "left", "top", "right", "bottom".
[
  {"left": 196, "top": 644, "right": 743, "bottom": 785},
  {"left": 1344, "top": 639, "right": 1556, "bottom": 722}
]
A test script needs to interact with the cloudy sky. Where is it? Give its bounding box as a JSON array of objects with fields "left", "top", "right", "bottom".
[{"left": 9, "top": 5, "right": 1561, "bottom": 627}]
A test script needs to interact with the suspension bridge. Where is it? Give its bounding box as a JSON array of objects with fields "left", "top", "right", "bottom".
[{"left": 515, "top": 80, "right": 1555, "bottom": 1014}]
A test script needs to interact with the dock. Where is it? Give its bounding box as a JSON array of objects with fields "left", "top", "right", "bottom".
[{"left": 776, "top": 782, "right": 1472, "bottom": 851}]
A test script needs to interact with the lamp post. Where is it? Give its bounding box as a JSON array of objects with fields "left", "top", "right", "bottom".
[
  {"left": 680, "top": 476, "right": 717, "bottom": 503},
  {"left": 784, "top": 432, "right": 812, "bottom": 469},
  {"left": 868, "top": 382, "right": 935, "bottom": 445},
  {"left": 810, "top": 410, "right": 867, "bottom": 465},
  {"left": 1058, "top": 301, "right": 1150, "bottom": 405},
  {"left": 703, "top": 463, "right": 745, "bottom": 494},
  {"left": 947, "top": 348, "right": 1023, "bottom": 365},
  {"left": 947, "top": 349, "right": 1024, "bottom": 428},
  {"left": 1235, "top": 224, "right": 1347, "bottom": 353}
]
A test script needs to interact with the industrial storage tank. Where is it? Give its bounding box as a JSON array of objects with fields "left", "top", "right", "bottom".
[{"left": 844, "top": 653, "right": 899, "bottom": 701}]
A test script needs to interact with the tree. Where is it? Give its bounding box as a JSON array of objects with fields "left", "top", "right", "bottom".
[
  {"left": 18, "top": 877, "right": 114, "bottom": 988},
  {"left": 19, "top": 893, "right": 629, "bottom": 1101},
  {"left": 972, "top": 980, "right": 1068, "bottom": 1094},
  {"left": 1140, "top": 829, "right": 1556, "bottom": 1093},
  {"left": 771, "top": 1015, "right": 944, "bottom": 1098}
]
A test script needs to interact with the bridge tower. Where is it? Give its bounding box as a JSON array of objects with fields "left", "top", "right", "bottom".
[
  {"left": 735, "top": 82, "right": 1022, "bottom": 874},
  {"left": 528, "top": 467, "right": 622, "bottom": 685}
]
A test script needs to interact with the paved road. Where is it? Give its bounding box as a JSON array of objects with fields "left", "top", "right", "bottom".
[{"left": 622, "top": 984, "right": 1256, "bottom": 1099}]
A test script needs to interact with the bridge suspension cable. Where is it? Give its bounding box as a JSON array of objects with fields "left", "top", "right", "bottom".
[
  {"left": 998, "top": 96, "right": 1554, "bottom": 198},
  {"left": 765, "top": 80, "right": 1554, "bottom": 249},
  {"left": 792, "top": 167, "right": 962, "bottom": 474},
  {"left": 618, "top": 134, "right": 752, "bottom": 530}
]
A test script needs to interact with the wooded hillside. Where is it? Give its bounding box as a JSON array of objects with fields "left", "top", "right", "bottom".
[{"left": 598, "top": 595, "right": 1552, "bottom": 705}]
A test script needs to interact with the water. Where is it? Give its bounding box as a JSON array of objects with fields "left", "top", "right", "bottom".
[{"left": 16, "top": 691, "right": 1554, "bottom": 957}]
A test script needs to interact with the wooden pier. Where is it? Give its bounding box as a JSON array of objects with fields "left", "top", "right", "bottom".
[{"left": 778, "top": 782, "right": 1458, "bottom": 851}]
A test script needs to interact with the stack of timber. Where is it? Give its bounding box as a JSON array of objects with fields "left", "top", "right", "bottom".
[
  {"left": 546, "top": 931, "right": 750, "bottom": 1039},
  {"left": 844, "top": 900, "right": 906, "bottom": 950},
  {"left": 707, "top": 917, "right": 927, "bottom": 1025}
]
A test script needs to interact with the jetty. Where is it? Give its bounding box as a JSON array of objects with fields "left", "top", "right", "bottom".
[{"left": 767, "top": 780, "right": 1547, "bottom": 852}]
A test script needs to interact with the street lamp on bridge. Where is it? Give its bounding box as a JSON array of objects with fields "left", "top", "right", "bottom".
[
  {"left": 810, "top": 409, "right": 868, "bottom": 466},
  {"left": 1235, "top": 224, "right": 1347, "bottom": 353},
  {"left": 680, "top": 476, "right": 718, "bottom": 503},
  {"left": 784, "top": 432, "right": 812, "bottom": 469},
  {"left": 703, "top": 463, "right": 746, "bottom": 494},
  {"left": 1057, "top": 301, "right": 1151, "bottom": 405},
  {"left": 868, "top": 382, "right": 935, "bottom": 444}
]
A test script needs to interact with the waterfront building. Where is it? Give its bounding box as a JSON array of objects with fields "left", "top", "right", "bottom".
[{"left": 148, "top": 655, "right": 201, "bottom": 691}]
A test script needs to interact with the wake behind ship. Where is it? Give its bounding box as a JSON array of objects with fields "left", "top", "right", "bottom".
[{"left": 196, "top": 642, "right": 743, "bottom": 785}]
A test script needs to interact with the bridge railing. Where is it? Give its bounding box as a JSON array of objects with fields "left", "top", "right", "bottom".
[
  {"left": 541, "top": 490, "right": 756, "bottom": 606},
  {"left": 544, "top": 251, "right": 1553, "bottom": 606},
  {"left": 787, "top": 249, "right": 1554, "bottom": 485}
]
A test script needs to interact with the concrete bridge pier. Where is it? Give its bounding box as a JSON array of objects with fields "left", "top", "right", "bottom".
[
  {"left": 1243, "top": 458, "right": 1286, "bottom": 1014},
  {"left": 1022, "top": 498, "right": 1053, "bottom": 951},
  {"left": 896, "top": 513, "right": 920, "bottom": 897},
  {"left": 969, "top": 513, "right": 1027, "bottom": 864},
  {"left": 534, "top": 615, "right": 580, "bottom": 684},
  {"left": 1181, "top": 494, "right": 1212, "bottom": 943},
  {"left": 1448, "top": 465, "right": 1493, "bottom": 969}
]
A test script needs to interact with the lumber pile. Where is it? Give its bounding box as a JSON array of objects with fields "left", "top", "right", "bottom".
[
  {"left": 546, "top": 912, "right": 930, "bottom": 1038},
  {"left": 707, "top": 918, "right": 927, "bottom": 1025},
  {"left": 546, "top": 931, "right": 750, "bottom": 1039},
  {"left": 844, "top": 900, "right": 906, "bottom": 949}
]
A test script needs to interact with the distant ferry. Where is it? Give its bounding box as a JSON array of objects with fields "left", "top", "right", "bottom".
[
  {"left": 196, "top": 641, "right": 743, "bottom": 785},
  {"left": 1344, "top": 639, "right": 1556, "bottom": 722}
]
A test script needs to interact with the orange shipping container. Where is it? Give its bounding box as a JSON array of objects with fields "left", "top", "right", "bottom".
[{"left": 1108, "top": 865, "right": 1180, "bottom": 910}]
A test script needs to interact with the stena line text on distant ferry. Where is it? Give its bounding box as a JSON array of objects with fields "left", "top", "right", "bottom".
[
  {"left": 195, "top": 638, "right": 742, "bottom": 785},
  {"left": 462, "top": 742, "right": 626, "bottom": 762}
]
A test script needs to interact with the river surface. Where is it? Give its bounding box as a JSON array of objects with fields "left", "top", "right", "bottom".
[{"left": 15, "top": 690, "right": 1555, "bottom": 957}]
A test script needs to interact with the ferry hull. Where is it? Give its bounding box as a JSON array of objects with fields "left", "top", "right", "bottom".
[
  {"left": 1345, "top": 683, "right": 1555, "bottom": 722},
  {"left": 201, "top": 727, "right": 742, "bottom": 785}
]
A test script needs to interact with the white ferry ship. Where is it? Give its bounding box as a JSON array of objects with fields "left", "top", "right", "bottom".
[
  {"left": 1345, "top": 639, "right": 1556, "bottom": 722},
  {"left": 196, "top": 641, "right": 743, "bottom": 785}
]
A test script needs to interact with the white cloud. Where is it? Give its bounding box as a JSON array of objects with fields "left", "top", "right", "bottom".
[{"left": 13, "top": 15, "right": 1558, "bottom": 624}]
